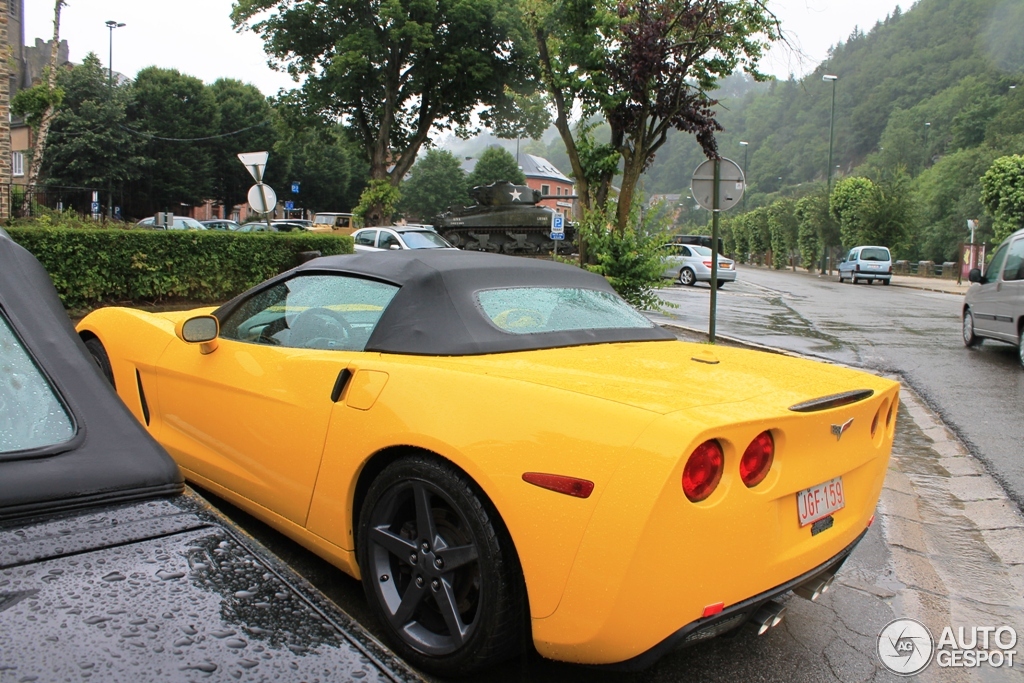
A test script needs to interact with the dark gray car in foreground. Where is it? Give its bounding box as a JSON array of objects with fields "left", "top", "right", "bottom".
[{"left": 0, "top": 228, "right": 421, "bottom": 682}]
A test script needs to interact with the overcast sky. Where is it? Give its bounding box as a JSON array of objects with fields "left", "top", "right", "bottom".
[{"left": 26, "top": 0, "right": 903, "bottom": 95}]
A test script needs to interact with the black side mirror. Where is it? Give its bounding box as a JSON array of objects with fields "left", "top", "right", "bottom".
[{"left": 968, "top": 268, "right": 982, "bottom": 284}]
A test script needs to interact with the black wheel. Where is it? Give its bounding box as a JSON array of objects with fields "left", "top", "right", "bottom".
[
  {"left": 679, "top": 268, "right": 697, "bottom": 286},
  {"left": 716, "top": 280, "right": 726, "bottom": 289},
  {"left": 838, "top": 274, "right": 845, "bottom": 283},
  {"left": 357, "top": 457, "right": 524, "bottom": 676},
  {"left": 852, "top": 277, "right": 859, "bottom": 285},
  {"left": 83, "top": 336, "right": 115, "bottom": 388},
  {"left": 962, "top": 308, "right": 981, "bottom": 348},
  {"left": 1017, "top": 330, "right": 1024, "bottom": 368},
  {"left": 882, "top": 279, "right": 890, "bottom": 286}
]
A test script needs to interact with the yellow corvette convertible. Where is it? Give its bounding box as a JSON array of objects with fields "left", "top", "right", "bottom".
[{"left": 77, "top": 251, "right": 898, "bottom": 675}]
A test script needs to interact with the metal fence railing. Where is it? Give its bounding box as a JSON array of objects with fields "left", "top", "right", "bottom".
[{"left": 6, "top": 184, "right": 102, "bottom": 220}]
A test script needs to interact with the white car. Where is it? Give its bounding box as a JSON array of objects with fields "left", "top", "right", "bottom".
[
  {"left": 660, "top": 243, "right": 737, "bottom": 287},
  {"left": 352, "top": 226, "right": 456, "bottom": 252}
]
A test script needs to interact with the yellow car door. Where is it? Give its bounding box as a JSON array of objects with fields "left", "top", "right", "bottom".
[{"left": 155, "top": 273, "right": 401, "bottom": 526}]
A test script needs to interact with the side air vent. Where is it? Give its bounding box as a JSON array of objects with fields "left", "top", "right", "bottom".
[
  {"left": 788, "top": 389, "right": 874, "bottom": 413},
  {"left": 135, "top": 369, "right": 151, "bottom": 425}
]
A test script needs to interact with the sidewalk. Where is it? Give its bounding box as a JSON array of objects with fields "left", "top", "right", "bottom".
[{"left": 887, "top": 273, "right": 970, "bottom": 295}]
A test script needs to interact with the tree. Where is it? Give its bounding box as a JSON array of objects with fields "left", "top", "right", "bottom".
[
  {"left": 39, "top": 54, "right": 141, "bottom": 198},
  {"left": 466, "top": 146, "right": 526, "bottom": 188},
  {"left": 208, "top": 79, "right": 280, "bottom": 214},
  {"left": 125, "top": 67, "right": 220, "bottom": 215},
  {"left": 830, "top": 176, "right": 875, "bottom": 248},
  {"left": 795, "top": 192, "right": 830, "bottom": 271},
  {"left": 530, "top": 0, "right": 779, "bottom": 232},
  {"left": 233, "top": 0, "right": 537, "bottom": 225},
  {"left": 278, "top": 126, "right": 366, "bottom": 214},
  {"left": 12, "top": 0, "right": 66, "bottom": 212},
  {"left": 767, "top": 199, "right": 797, "bottom": 269},
  {"left": 981, "top": 155, "right": 1024, "bottom": 243},
  {"left": 400, "top": 150, "right": 470, "bottom": 221}
]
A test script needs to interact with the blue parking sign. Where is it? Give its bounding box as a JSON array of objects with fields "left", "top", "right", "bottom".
[
  {"left": 552, "top": 215, "right": 564, "bottom": 232},
  {"left": 285, "top": 201, "right": 294, "bottom": 210},
  {"left": 550, "top": 232, "right": 565, "bottom": 240},
  {"left": 291, "top": 182, "right": 300, "bottom": 194}
]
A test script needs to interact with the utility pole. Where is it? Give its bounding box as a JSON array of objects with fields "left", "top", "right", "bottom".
[{"left": 822, "top": 74, "right": 839, "bottom": 275}]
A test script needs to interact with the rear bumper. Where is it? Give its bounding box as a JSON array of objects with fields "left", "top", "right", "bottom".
[{"left": 603, "top": 527, "right": 867, "bottom": 671}]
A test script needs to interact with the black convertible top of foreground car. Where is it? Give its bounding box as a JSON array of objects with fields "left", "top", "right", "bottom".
[{"left": 0, "top": 228, "right": 422, "bottom": 682}]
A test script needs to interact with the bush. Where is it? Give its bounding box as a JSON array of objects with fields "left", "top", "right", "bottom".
[
  {"left": 576, "top": 203, "right": 673, "bottom": 311},
  {"left": 6, "top": 227, "right": 353, "bottom": 309}
]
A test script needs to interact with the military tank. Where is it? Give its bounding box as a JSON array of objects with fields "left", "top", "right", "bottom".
[{"left": 433, "top": 181, "right": 576, "bottom": 254}]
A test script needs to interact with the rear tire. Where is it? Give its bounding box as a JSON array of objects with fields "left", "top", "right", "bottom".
[
  {"left": 962, "top": 309, "right": 981, "bottom": 348},
  {"left": 716, "top": 280, "right": 726, "bottom": 289},
  {"left": 83, "top": 336, "right": 115, "bottom": 389},
  {"left": 357, "top": 456, "right": 525, "bottom": 676},
  {"left": 679, "top": 268, "right": 696, "bottom": 286},
  {"left": 1018, "top": 330, "right": 1024, "bottom": 368}
]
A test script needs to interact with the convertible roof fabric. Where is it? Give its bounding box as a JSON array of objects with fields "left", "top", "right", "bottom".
[
  {"left": 215, "top": 250, "right": 675, "bottom": 356},
  {"left": 0, "top": 229, "right": 182, "bottom": 519}
]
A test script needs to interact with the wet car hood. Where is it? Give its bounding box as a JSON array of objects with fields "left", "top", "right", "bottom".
[{"left": 0, "top": 490, "right": 420, "bottom": 682}]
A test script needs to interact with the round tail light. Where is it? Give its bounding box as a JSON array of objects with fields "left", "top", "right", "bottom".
[
  {"left": 683, "top": 440, "right": 724, "bottom": 502},
  {"left": 740, "top": 431, "right": 774, "bottom": 487}
]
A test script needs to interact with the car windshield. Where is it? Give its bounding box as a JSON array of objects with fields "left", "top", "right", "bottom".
[
  {"left": 0, "top": 312, "right": 75, "bottom": 454},
  {"left": 860, "top": 247, "right": 890, "bottom": 261},
  {"left": 476, "top": 287, "right": 655, "bottom": 334},
  {"left": 400, "top": 231, "right": 451, "bottom": 249}
]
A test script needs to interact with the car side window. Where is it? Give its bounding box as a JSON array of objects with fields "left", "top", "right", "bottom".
[
  {"left": 219, "top": 275, "right": 400, "bottom": 351},
  {"left": 986, "top": 243, "right": 1009, "bottom": 282},
  {"left": 0, "top": 311, "right": 75, "bottom": 454},
  {"left": 849, "top": 250, "right": 859, "bottom": 261},
  {"left": 379, "top": 232, "right": 401, "bottom": 250},
  {"left": 680, "top": 246, "right": 692, "bottom": 257},
  {"left": 1002, "top": 239, "right": 1024, "bottom": 281},
  {"left": 354, "top": 230, "right": 377, "bottom": 247}
]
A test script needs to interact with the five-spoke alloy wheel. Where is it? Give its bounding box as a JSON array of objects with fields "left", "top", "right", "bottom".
[
  {"left": 358, "top": 457, "right": 523, "bottom": 675},
  {"left": 679, "top": 268, "right": 697, "bottom": 286}
]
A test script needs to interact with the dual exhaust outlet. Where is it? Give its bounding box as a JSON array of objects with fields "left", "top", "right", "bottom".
[{"left": 752, "top": 572, "right": 836, "bottom": 636}]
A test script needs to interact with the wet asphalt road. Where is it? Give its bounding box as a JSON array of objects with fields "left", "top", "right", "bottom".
[{"left": 652, "top": 266, "right": 1024, "bottom": 513}]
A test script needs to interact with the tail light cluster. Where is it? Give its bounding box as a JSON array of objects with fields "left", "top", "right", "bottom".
[{"left": 682, "top": 431, "right": 775, "bottom": 502}]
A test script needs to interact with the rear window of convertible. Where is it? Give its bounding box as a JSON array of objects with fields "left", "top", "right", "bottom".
[
  {"left": 476, "top": 288, "right": 655, "bottom": 334},
  {"left": 0, "top": 311, "right": 75, "bottom": 454}
]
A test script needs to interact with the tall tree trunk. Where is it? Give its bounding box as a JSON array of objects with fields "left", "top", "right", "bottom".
[{"left": 22, "top": 0, "right": 65, "bottom": 215}]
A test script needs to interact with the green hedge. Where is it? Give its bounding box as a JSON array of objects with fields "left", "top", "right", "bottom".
[{"left": 7, "top": 227, "right": 353, "bottom": 309}]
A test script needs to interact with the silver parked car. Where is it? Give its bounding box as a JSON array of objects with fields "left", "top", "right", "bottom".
[
  {"left": 660, "top": 243, "right": 737, "bottom": 288},
  {"left": 352, "top": 226, "right": 456, "bottom": 252},
  {"left": 838, "top": 245, "right": 892, "bottom": 284},
  {"left": 963, "top": 228, "right": 1024, "bottom": 366},
  {"left": 137, "top": 215, "right": 208, "bottom": 230}
]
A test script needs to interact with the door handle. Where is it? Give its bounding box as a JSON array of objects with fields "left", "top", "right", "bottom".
[{"left": 331, "top": 368, "right": 353, "bottom": 402}]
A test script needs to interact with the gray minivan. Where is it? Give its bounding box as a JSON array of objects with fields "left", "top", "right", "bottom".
[
  {"left": 838, "top": 246, "right": 893, "bottom": 284},
  {"left": 963, "top": 228, "right": 1024, "bottom": 366}
]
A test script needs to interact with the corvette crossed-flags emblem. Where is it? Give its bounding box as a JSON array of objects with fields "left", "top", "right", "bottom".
[{"left": 831, "top": 418, "right": 854, "bottom": 441}]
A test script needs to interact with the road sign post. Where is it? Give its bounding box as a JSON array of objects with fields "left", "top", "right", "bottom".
[
  {"left": 690, "top": 157, "right": 745, "bottom": 344},
  {"left": 551, "top": 214, "right": 566, "bottom": 257},
  {"left": 238, "top": 152, "right": 276, "bottom": 230}
]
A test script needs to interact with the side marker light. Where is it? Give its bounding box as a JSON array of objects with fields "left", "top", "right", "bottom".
[{"left": 522, "top": 472, "right": 595, "bottom": 498}]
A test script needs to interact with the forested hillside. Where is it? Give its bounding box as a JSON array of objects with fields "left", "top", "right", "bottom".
[{"left": 640, "top": 0, "right": 1024, "bottom": 261}]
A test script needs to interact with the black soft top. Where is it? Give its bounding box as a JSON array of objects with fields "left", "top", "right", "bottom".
[
  {"left": 214, "top": 250, "right": 675, "bottom": 356},
  {"left": 0, "top": 229, "right": 182, "bottom": 519}
]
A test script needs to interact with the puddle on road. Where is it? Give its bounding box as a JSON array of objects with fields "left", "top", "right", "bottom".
[{"left": 882, "top": 389, "right": 1024, "bottom": 682}]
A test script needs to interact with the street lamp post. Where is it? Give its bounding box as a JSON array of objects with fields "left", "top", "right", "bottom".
[
  {"left": 822, "top": 74, "right": 838, "bottom": 275},
  {"left": 105, "top": 20, "right": 126, "bottom": 86},
  {"left": 739, "top": 141, "right": 749, "bottom": 210}
]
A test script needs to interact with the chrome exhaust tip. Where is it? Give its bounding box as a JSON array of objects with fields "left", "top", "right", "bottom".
[
  {"left": 752, "top": 600, "right": 786, "bottom": 636},
  {"left": 793, "top": 573, "right": 835, "bottom": 602}
]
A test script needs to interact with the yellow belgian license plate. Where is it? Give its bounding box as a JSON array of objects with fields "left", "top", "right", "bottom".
[{"left": 797, "top": 477, "right": 845, "bottom": 526}]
